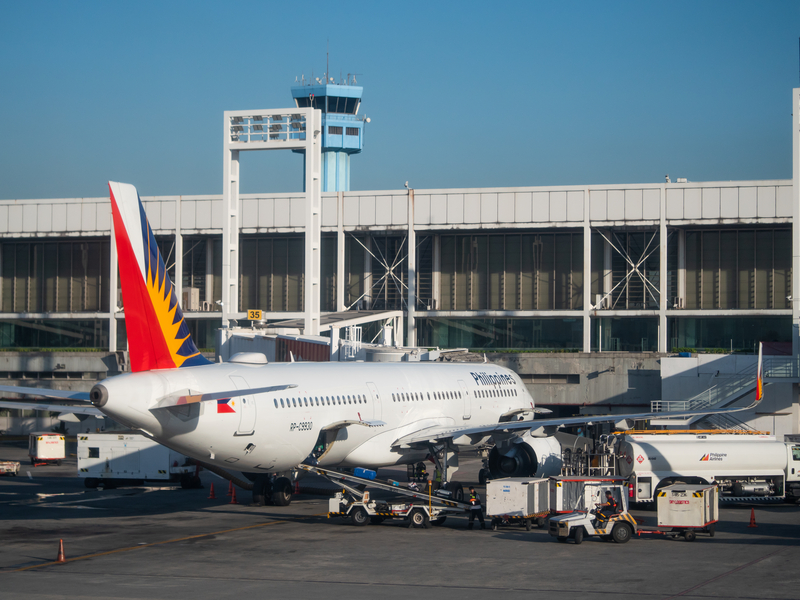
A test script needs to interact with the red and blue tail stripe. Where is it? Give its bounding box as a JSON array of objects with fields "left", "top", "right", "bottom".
[{"left": 109, "top": 182, "right": 211, "bottom": 372}]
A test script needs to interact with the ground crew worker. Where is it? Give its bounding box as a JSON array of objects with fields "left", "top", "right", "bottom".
[
  {"left": 416, "top": 462, "right": 427, "bottom": 482},
  {"left": 468, "top": 486, "right": 485, "bottom": 529},
  {"left": 596, "top": 490, "right": 618, "bottom": 521}
]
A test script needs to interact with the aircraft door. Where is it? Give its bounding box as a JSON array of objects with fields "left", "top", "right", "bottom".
[
  {"left": 458, "top": 380, "right": 471, "bottom": 420},
  {"left": 366, "top": 382, "right": 381, "bottom": 421},
  {"left": 230, "top": 375, "right": 256, "bottom": 436}
]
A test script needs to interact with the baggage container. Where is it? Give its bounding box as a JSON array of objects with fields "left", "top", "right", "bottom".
[
  {"left": 656, "top": 484, "right": 719, "bottom": 528},
  {"left": 28, "top": 432, "right": 65, "bottom": 465},
  {"left": 487, "top": 477, "right": 549, "bottom": 530}
]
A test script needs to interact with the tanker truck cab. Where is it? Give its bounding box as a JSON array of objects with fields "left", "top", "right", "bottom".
[
  {"left": 787, "top": 443, "right": 800, "bottom": 500},
  {"left": 549, "top": 481, "right": 637, "bottom": 544}
]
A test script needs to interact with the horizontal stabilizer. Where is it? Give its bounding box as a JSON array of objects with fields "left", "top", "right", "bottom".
[
  {"left": 0, "top": 385, "right": 91, "bottom": 402},
  {"left": 151, "top": 384, "right": 298, "bottom": 410}
]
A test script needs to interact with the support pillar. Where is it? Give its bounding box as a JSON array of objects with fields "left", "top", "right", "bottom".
[
  {"left": 658, "top": 184, "right": 667, "bottom": 353},
  {"left": 583, "top": 188, "right": 592, "bottom": 352},
  {"left": 407, "top": 189, "right": 416, "bottom": 347},
  {"left": 336, "top": 191, "right": 345, "bottom": 312}
]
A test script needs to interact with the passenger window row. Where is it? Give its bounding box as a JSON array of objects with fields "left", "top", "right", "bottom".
[
  {"left": 476, "top": 388, "right": 518, "bottom": 398},
  {"left": 273, "top": 394, "right": 368, "bottom": 409},
  {"left": 392, "top": 390, "right": 462, "bottom": 402}
]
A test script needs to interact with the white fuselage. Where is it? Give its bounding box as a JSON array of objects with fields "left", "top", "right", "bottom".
[{"left": 97, "top": 361, "right": 533, "bottom": 474}]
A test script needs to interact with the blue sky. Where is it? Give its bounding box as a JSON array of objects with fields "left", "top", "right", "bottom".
[{"left": 0, "top": 1, "right": 798, "bottom": 199}]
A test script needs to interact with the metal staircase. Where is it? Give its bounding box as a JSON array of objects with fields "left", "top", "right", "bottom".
[{"left": 650, "top": 360, "right": 757, "bottom": 428}]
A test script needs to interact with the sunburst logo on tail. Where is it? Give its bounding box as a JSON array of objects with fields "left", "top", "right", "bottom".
[{"left": 109, "top": 182, "right": 210, "bottom": 372}]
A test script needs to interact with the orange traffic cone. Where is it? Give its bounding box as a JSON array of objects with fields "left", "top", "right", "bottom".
[
  {"left": 55, "top": 539, "right": 66, "bottom": 563},
  {"left": 229, "top": 486, "right": 239, "bottom": 504},
  {"left": 226, "top": 481, "right": 233, "bottom": 496},
  {"left": 207, "top": 483, "right": 216, "bottom": 500},
  {"left": 747, "top": 507, "right": 757, "bottom": 528}
]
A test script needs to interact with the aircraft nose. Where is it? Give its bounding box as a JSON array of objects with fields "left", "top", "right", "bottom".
[{"left": 90, "top": 383, "right": 109, "bottom": 407}]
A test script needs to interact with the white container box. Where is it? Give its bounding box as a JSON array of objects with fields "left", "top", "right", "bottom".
[
  {"left": 28, "top": 432, "right": 65, "bottom": 463},
  {"left": 549, "top": 476, "right": 629, "bottom": 514},
  {"left": 657, "top": 484, "right": 719, "bottom": 528},
  {"left": 486, "top": 477, "right": 549, "bottom": 517},
  {"left": 78, "top": 432, "right": 194, "bottom": 484}
]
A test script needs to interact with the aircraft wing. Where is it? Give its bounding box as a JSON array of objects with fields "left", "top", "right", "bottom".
[
  {"left": 0, "top": 385, "right": 90, "bottom": 402},
  {"left": 0, "top": 400, "right": 103, "bottom": 418},
  {"left": 391, "top": 401, "right": 761, "bottom": 450},
  {"left": 0, "top": 385, "right": 101, "bottom": 419},
  {"left": 151, "top": 384, "right": 298, "bottom": 410}
]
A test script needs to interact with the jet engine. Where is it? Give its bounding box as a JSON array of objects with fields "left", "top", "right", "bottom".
[{"left": 488, "top": 434, "right": 562, "bottom": 479}]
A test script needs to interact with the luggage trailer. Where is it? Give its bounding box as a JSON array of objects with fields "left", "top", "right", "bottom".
[{"left": 298, "top": 464, "right": 474, "bottom": 528}]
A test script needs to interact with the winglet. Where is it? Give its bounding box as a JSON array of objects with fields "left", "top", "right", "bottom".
[
  {"left": 755, "top": 341, "right": 763, "bottom": 403},
  {"left": 109, "top": 182, "right": 210, "bottom": 372}
]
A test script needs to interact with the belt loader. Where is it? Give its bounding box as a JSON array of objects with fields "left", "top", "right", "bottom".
[{"left": 299, "top": 464, "right": 474, "bottom": 528}]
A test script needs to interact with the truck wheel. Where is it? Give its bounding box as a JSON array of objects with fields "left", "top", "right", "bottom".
[
  {"left": 271, "top": 477, "right": 292, "bottom": 506},
  {"left": 612, "top": 523, "right": 632, "bottom": 544},
  {"left": 409, "top": 508, "right": 429, "bottom": 529},
  {"left": 536, "top": 517, "right": 547, "bottom": 529},
  {"left": 445, "top": 481, "right": 464, "bottom": 502},
  {"left": 707, "top": 523, "right": 715, "bottom": 537},
  {"left": 573, "top": 527, "right": 584, "bottom": 544},
  {"left": 524, "top": 518, "right": 532, "bottom": 531},
  {"left": 683, "top": 530, "right": 696, "bottom": 542},
  {"left": 351, "top": 507, "right": 370, "bottom": 527},
  {"left": 84, "top": 478, "right": 99, "bottom": 489}
]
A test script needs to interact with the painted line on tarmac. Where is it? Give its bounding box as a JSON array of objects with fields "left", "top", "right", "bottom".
[
  {"left": 12, "top": 519, "right": 287, "bottom": 572},
  {"left": 663, "top": 547, "right": 785, "bottom": 599}
]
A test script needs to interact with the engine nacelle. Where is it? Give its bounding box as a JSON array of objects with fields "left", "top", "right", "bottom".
[{"left": 488, "top": 434, "right": 562, "bottom": 479}]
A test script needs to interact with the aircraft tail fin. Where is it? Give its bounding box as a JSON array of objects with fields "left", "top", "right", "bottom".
[{"left": 109, "top": 182, "right": 211, "bottom": 372}]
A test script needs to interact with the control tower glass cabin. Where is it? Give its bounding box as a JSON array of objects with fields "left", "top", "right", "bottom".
[{"left": 292, "top": 83, "right": 365, "bottom": 192}]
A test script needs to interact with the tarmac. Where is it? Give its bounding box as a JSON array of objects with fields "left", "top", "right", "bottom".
[{"left": 1, "top": 440, "right": 799, "bottom": 600}]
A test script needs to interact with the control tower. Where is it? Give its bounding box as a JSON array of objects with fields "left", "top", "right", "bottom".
[{"left": 291, "top": 75, "right": 366, "bottom": 191}]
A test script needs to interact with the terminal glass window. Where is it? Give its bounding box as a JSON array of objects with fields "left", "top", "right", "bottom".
[
  {"left": 239, "top": 235, "right": 304, "bottom": 312},
  {"left": 417, "top": 318, "right": 583, "bottom": 351},
  {"left": 668, "top": 317, "right": 790, "bottom": 352},
  {"left": 679, "top": 228, "right": 790, "bottom": 310},
  {"left": 439, "top": 233, "right": 583, "bottom": 311},
  {"left": 1, "top": 239, "right": 110, "bottom": 313}
]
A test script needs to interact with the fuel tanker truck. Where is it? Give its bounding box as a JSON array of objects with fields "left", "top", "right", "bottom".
[{"left": 616, "top": 432, "right": 800, "bottom": 503}]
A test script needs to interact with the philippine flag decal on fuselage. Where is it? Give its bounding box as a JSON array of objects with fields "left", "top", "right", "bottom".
[{"left": 217, "top": 398, "right": 236, "bottom": 414}]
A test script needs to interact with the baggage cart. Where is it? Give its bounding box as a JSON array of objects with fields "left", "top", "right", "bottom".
[
  {"left": 486, "top": 477, "right": 549, "bottom": 530},
  {"left": 0, "top": 460, "right": 20, "bottom": 476},
  {"left": 636, "top": 484, "right": 719, "bottom": 542}
]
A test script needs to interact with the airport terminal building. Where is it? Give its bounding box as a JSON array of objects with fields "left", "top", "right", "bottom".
[{"left": 1, "top": 87, "right": 799, "bottom": 436}]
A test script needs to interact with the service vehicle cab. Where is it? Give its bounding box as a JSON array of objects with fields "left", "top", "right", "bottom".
[{"left": 549, "top": 480, "right": 635, "bottom": 544}]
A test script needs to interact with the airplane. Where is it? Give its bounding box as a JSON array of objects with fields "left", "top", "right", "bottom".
[{"left": 0, "top": 182, "right": 764, "bottom": 506}]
